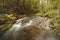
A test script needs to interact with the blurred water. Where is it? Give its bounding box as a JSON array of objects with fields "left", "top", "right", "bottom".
[{"left": 0, "top": 16, "right": 58, "bottom": 40}]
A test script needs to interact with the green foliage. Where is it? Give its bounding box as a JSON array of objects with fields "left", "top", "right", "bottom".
[
  {"left": 5, "top": 14, "right": 16, "bottom": 20},
  {"left": 35, "top": 0, "right": 60, "bottom": 35},
  {"left": 0, "top": 14, "right": 7, "bottom": 25},
  {"left": 0, "top": 14, "right": 16, "bottom": 30}
]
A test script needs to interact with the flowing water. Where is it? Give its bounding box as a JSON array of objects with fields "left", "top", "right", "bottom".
[{"left": 0, "top": 16, "right": 58, "bottom": 40}]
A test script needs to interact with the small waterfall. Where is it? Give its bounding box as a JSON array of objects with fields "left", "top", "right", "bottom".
[
  {"left": 0, "top": 16, "right": 58, "bottom": 40},
  {"left": 1, "top": 17, "right": 28, "bottom": 40}
]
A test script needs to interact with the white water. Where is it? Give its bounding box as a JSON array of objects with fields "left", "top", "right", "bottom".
[{"left": 1, "top": 16, "right": 58, "bottom": 40}]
